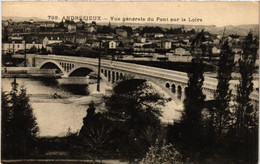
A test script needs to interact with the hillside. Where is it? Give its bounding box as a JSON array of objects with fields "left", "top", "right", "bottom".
[{"left": 2, "top": 16, "right": 48, "bottom": 22}]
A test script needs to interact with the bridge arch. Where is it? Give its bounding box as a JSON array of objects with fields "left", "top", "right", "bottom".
[
  {"left": 117, "top": 72, "right": 185, "bottom": 106},
  {"left": 177, "top": 85, "right": 182, "bottom": 92},
  {"left": 104, "top": 70, "right": 107, "bottom": 77},
  {"left": 38, "top": 60, "right": 67, "bottom": 76},
  {"left": 116, "top": 72, "right": 119, "bottom": 81},
  {"left": 165, "top": 83, "right": 170, "bottom": 88},
  {"left": 120, "top": 73, "right": 123, "bottom": 79},
  {"left": 184, "top": 87, "right": 188, "bottom": 92},
  {"left": 108, "top": 70, "right": 111, "bottom": 82},
  {"left": 112, "top": 71, "right": 115, "bottom": 83},
  {"left": 69, "top": 67, "right": 94, "bottom": 77},
  {"left": 125, "top": 74, "right": 175, "bottom": 99},
  {"left": 67, "top": 65, "right": 108, "bottom": 82}
]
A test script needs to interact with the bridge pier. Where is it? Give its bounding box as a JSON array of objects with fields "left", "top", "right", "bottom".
[{"left": 104, "top": 86, "right": 113, "bottom": 97}]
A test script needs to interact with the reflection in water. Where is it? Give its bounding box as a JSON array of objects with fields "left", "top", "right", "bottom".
[
  {"left": 32, "top": 77, "right": 90, "bottom": 96},
  {"left": 1, "top": 78, "right": 104, "bottom": 137},
  {"left": 60, "top": 84, "right": 90, "bottom": 95}
]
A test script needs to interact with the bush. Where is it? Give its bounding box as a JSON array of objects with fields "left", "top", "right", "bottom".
[{"left": 142, "top": 142, "right": 183, "bottom": 164}]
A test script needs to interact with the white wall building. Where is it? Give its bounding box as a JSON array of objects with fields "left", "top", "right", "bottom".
[
  {"left": 109, "top": 41, "right": 117, "bottom": 49},
  {"left": 42, "top": 37, "right": 62, "bottom": 48},
  {"left": 175, "top": 47, "right": 190, "bottom": 56},
  {"left": 2, "top": 41, "right": 43, "bottom": 55},
  {"left": 163, "top": 41, "right": 172, "bottom": 49}
]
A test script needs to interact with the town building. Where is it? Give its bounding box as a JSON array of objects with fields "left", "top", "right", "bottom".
[
  {"left": 9, "top": 34, "right": 24, "bottom": 41},
  {"left": 42, "top": 36, "right": 62, "bottom": 48},
  {"left": 109, "top": 41, "right": 117, "bottom": 49},
  {"left": 154, "top": 33, "right": 164, "bottom": 38},
  {"left": 2, "top": 40, "right": 42, "bottom": 55},
  {"left": 174, "top": 47, "right": 191, "bottom": 56},
  {"left": 85, "top": 25, "right": 95, "bottom": 33},
  {"left": 76, "top": 19, "right": 85, "bottom": 29},
  {"left": 68, "top": 24, "right": 77, "bottom": 32},
  {"left": 162, "top": 41, "right": 172, "bottom": 49}
]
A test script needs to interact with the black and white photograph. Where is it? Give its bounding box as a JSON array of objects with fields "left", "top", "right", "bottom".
[{"left": 1, "top": 1, "right": 259, "bottom": 164}]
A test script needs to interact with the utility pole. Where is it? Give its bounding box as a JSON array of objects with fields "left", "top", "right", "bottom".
[
  {"left": 97, "top": 39, "right": 101, "bottom": 92},
  {"left": 12, "top": 42, "right": 15, "bottom": 55},
  {"left": 24, "top": 36, "right": 27, "bottom": 67},
  {"left": 221, "top": 27, "right": 226, "bottom": 45}
]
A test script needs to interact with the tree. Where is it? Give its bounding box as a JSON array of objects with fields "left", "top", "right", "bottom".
[
  {"left": 1, "top": 89, "right": 12, "bottom": 158},
  {"left": 181, "top": 58, "right": 206, "bottom": 138},
  {"left": 28, "top": 45, "right": 38, "bottom": 53},
  {"left": 233, "top": 32, "right": 258, "bottom": 163},
  {"left": 1, "top": 89, "right": 10, "bottom": 131},
  {"left": 105, "top": 78, "right": 166, "bottom": 160},
  {"left": 3, "top": 27, "right": 9, "bottom": 42},
  {"left": 191, "top": 30, "right": 206, "bottom": 54},
  {"left": 2, "top": 79, "right": 39, "bottom": 158},
  {"left": 208, "top": 43, "right": 213, "bottom": 62},
  {"left": 179, "top": 30, "right": 206, "bottom": 159},
  {"left": 59, "top": 19, "right": 64, "bottom": 28},
  {"left": 91, "top": 21, "right": 96, "bottom": 26},
  {"left": 120, "top": 26, "right": 133, "bottom": 35},
  {"left": 41, "top": 47, "right": 47, "bottom": 54},
  {"left": 211, "top": 40, "right": 234, "bottom": 137},
  {"left": 235, "top": 32, "right": 258, "bottom": 134},
  {"left": 141, "top": 26, "right": 164, "bottom": 34},
  {"left": 79, "top": 102, "right": 114, "bottom": 162}
]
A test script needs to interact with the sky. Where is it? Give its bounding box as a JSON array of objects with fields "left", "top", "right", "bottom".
[{"left": 2, "top": 1, "right": 259, "bottom": 26}]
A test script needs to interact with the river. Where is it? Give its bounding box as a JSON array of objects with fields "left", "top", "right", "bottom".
[
  {"left": 1, "top": 77, "right": 107, "bottom": 137},
  {"left": 2, "top": 77, "right": 182, "bottom": 137}
]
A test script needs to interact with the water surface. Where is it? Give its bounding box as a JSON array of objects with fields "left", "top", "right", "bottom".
[{"left": 1, "top": 78, "right": 106, "bottom": 137}]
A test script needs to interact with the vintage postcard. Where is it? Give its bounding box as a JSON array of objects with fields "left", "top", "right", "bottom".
[{"left": 1, "top": 1, "right": 259, "bottom": 164}]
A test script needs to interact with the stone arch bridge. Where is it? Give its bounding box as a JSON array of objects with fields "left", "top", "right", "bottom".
[{"left": 26, "top": 54, "right": 258, "bottom": 106}]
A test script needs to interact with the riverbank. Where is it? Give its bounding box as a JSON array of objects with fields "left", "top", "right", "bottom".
[
  {"left": 1, "top": 67, "right": 61, "bottom": 78},
  {"left": 29, "top": 94, "right": 104, "bottom": 106}
]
